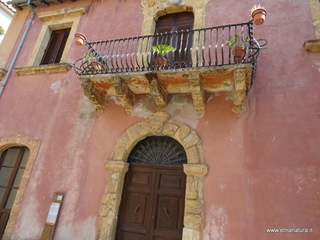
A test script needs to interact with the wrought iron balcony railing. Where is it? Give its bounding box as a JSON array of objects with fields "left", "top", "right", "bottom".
[{"left": 73, "top": 21, "right": 266, "bottom": 76}]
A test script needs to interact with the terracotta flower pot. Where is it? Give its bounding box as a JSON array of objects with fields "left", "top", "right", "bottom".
[
  {"left": 92, "top": 62, "right": 104, "bottom": 71},
  {"left": 232, "top": 46, "right": 245, "bottom": 63},
  {"left": 91, "top": 59, "right": 104, "bottom": 71},
  {"left": 153, "top": 57, "right": 168, "bottom": 69},
  {"left": 74, "top": 33, "right": 86, "bottom": 46},
  {"left": 251, "top": 8, "right": 267, "bottom": 25}
]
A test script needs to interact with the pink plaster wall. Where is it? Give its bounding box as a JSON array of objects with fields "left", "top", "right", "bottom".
[
  {"left": 0, "top": 0, "right": 144, "bottom": 238},
  {"left": 200, "top": 0, "right": 320, "bottom": 240},
  {"left": 0, "top": 0, "right": 319, "bottom": 239}
]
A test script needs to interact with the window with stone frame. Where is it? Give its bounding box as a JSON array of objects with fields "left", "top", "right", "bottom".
[
  {"left": 40, "top": 28, "right": 71, "bottom": 65},
  {"left": 0, "top": 147, "right": 29, "bottom": 238}
]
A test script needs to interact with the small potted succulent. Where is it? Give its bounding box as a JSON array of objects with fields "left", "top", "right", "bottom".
[
  {"left": 152, "top": 44, "right": 175, "bottom": 67},
  {"left": 83, "top": 52, "right": 104, "bottom": 71},
  {"left": 225, "top": 34, "right": 249, "bottom": 63},
  {"left": 250, "top": 4, "right": 267, "bottom": 25},
  {"left": 74, "top": 33, "right": 87, "bottom": 46}
]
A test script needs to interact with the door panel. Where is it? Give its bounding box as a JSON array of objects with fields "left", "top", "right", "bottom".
[
  {"left": 124, "top": 193, "right": 147, "bottom": 225},
  {"left": 116, "top": 165, "right": 186, "bottom": 240},
  {"left": 121, "top": 231, "right": 145, "bottom": 240},
  {"left": 155, "top": 196, "right": 181, "bottom": 229},
  {"left": 117, "top": 165, "right": 154, "bottom": 238}
]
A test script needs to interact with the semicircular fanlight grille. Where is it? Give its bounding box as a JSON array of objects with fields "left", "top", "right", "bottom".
[{"left": 128, "top": 136, "right": 187, "bottom": 165}]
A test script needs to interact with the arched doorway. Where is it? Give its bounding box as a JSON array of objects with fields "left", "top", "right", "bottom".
[
  {"left": 116, "top": 136, "right": 187, "bottom": 239},
  {"left": 97, "top": 113, "right": 208, "bottom": 240}
]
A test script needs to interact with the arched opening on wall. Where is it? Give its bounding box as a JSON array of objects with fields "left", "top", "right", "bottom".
[
  {"left": 0, "top": 136, "right": 40, "bottom": 239},
  {"left": 0, "top": 146, "right": 30, "bottom": 238},
  {"left": 116, "top": 136, "right": 187, "bottom": 239},
  {"left": 97, "top": 113, "right": 208, "bottom": 240}
]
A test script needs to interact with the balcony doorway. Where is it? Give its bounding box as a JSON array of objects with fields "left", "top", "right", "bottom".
[{"left": 154, "top": 12, "right": 194, "bottom": 68}]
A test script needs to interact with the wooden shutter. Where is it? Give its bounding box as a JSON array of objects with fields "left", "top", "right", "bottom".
[
  {"left": 155, "top": 12, "right": 194, "bottom": 67},
  {"left": 40, "top": 28, "right": 71, "bottom": 65}
]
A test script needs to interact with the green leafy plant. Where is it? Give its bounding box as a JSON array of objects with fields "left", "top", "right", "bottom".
[
  {"left": 0, "top": 26, "right": 5, "bottom": 35},
  {"left": 225, "top": 34, "right": 249, "bottom": 47},
  {"left": 84, "top": 52, "right": 96, "bottom": 58},
  {"left": 152, "top": 44, "right": 175, "bottom": 57}
]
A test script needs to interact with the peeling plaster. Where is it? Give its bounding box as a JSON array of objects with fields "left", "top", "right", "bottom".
[
  {"left": 203, "top": 205, "right": 228, "bottom": 240},
  {"left": 59, "top": 97, "right": 95, "bottom": 223},
  {"left": 131, "top": 96, "right": 155, "bottom": 118},
  {"left": 55, "top": 216, "right": 97, "bottom": 240},
  {"left": 12, "top": 198, "right": 42, "bottom": 239},
  {"left": 219, "top": 184, "right": 226, "bottom": 191},
  {"left": 167, "top": 95, "right": 199, "bottom": 129},
  {"left": 50, "top": 80, "right": 61, "bottom": 94},
  {"left": 312, "top": 61, "right": 320, "bottom": 72}
]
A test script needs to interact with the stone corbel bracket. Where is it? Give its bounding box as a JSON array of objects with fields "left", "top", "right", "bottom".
[
  {"left": 231, "top": 68, "right": 251, "bottom": 115},
  {"left": 188, "top": 73, "right": 205, "bottom": 116},
  {"left": 112, "top": 76, "right": 135, "bottom": 115},
  {"left": 145, "top": 72, "right": 168, "bottom": 112},
  {"left": 80, "top": 79, "right": 106, "bottom": 116}
]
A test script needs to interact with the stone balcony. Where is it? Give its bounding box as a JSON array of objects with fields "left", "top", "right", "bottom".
[{"left": 74, "top": 21, "right": 265, "bottom": 116}]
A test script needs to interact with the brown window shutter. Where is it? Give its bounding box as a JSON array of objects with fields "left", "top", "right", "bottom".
[
  {"left": 40, "top": 28, "right": 71, "bottom": 65},
  {"left": 155, "top": 12, "right": 194, "bottom": 33},
  {"left": 154, "top": 13, "right": 194, "bottom": 67}
]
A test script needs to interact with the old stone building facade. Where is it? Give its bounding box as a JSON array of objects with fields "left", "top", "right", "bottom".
[{"left": 0, "top": 0, "right": 319, "bottom": 239}]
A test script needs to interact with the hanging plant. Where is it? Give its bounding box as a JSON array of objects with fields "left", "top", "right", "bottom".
[
  {"left": 250, "top": 4, "right": 267, "bottom": 25},
  {"left": 74, "top": 33, "right": 86, "bottom": 46}
]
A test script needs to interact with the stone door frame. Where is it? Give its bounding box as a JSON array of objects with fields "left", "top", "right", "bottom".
[{"left": 97, "top": 113, "right": 208, "bottom": 240}]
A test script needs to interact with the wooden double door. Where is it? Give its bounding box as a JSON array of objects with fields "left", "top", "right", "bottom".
[{"left": 116, "top": 164, "right": 186, "bottom": 240}]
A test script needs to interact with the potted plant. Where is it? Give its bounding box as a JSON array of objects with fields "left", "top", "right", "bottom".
[
  {"left": 225, "top": 34, "right": 249, "bottom": 63},
  {"left": 83, "top": 52, "right": 104, "bottom": 71},
  {"left": 250, "top": 4, "right": 267, "bottom": 25},
  {"left": 74, "top": 33, "right": 87, "bottom": 46},
  {"left": 152, "top": 44, "right": 175, "bottom": 67},
  {"left": 0, "top": 26, "right": 4, "bottom": 35}
]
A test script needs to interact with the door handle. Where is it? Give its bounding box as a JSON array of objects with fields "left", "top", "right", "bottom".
[
  {"left": 134, "top": 204, "right": 141, "bottom": 213},
  {"left": 164, "top": 207, "right": 170, "bottom": 217}
]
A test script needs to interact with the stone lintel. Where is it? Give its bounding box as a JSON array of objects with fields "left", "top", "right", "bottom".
[
  {"left": 14, "top": 63, "right": 71, "bottom": 75},
  {"left": 112, "top": 76, "right": 135, "bottom": 115},
  {"left": 145, "top": 73, "right": 168, "bottom": 112},
  {"left": 106, "top": 160, "right": 129, "bottom": 172},
  {"left": 38, "top": 6, "right": 87, "bottom": 22},
  {"left": 183, "top": 164, "right": 208, "bottom": 177},
  {"left": 188, "top": 73, "right": 205, "bottom": 116},
  {"left": 304, "top": 39, "right": 320, "bottom": 52}
]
